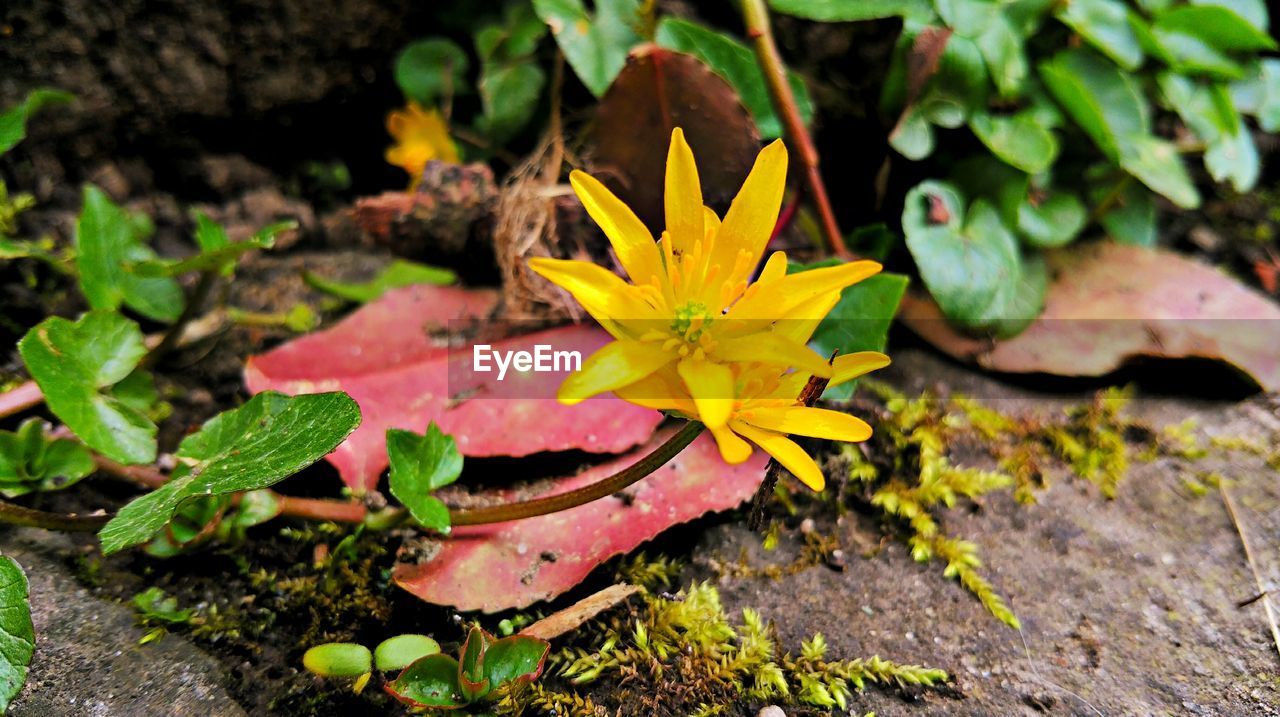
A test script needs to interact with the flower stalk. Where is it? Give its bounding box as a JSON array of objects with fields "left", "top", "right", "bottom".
[{"left": 740, "top": 0, "right": 850, "bottom": 258}]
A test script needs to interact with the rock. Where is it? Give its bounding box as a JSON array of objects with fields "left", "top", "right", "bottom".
[
  {"left": 756, "top": 707, "right": 787, "bottom": 717},
  {"left": 1, "top": 528, "right": 244, "bottom": 716}
]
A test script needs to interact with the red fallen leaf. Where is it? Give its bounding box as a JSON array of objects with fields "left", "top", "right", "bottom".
[
  {"left": 591, "top": 44, "right": 760, "bottom": 233},
  {"left": 394, "top": 431, "right": 769, "bottom": 612},
  {"left": 244, "top": 284, "right": 662, "bottom": 491},
  {"left": 899, "top": 242, "right": 1280, "bottom": 391}
]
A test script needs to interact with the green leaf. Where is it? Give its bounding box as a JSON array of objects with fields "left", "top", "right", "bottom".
[
  {"left": 97, "top": 391, "right": 361, "bottom": 554},
  {"left": 1056, "top": 0, "right": 1144, "bottom": 70},
  {"left": 1119, "top": 135, "right": 1200, "bottom": 208},
  {"left": 975, "top": 16, "right": 1029, "bottom": 98},
  {"left": 1087, "top": 172, "right": 1157, "bottom": 246},
  {"left": 1017, "top": 190, "right": 1087, "bottom": 248},
  {"left": 769, "top": 0, "right": 933, "bottom": 21},
  {"left": 0, "top": 555, "right": 35, "bottom": 712},
  {"left": 395, "top": 39, "right": 471, "bottom": 105},
  {"left": 532, "top": 0, "right": 645, "bottom": 97},
  {"left": 482, "top": 635, "right": 550, "bottom": 688},
  {"left": 1160, "top": 73, "right": 1258, "bottom": 192},
  {"left": 920, "top": 35, "right": 988, "bottom": 128},
  {"left": 475, "top": 2, "right": 548, "bottom": 62},
  {"left": 304, "top": 259, "right": 457, "bottom": 304},
  {"left": 387, "top": 423, "right": 462, "bottom": 534},
  {"left": 798, "top": 269, "right": 910, "bottom": 399},
  {"left": 303, "top": 643, "right": 373, "bottom": 679},
  {"left": 131, "top": 587, "right": 195, "bottom": 625},
  {"left": 889, "top": 108, "right": 936, "bottom": 160},
  {"left": 387, "top": 654, "right": 467, "bottom": 708},
  {"left": 1039, "top": 48, "right": 1148, "bottom": 160},
  {"left": 1203, "top": 118, "right": 1259, "bottom": 191},
  {"left": 969, "top": 111, "right": 1059, "bottom": 174},
  {"left": 476, "top": 60, "right": 546, "bottom": 142},
  {"left": 1191, "top": 0, "right": 1268, "bottom": 34},
  {"left": 75, "top": 185, "right": 184, "bottom": 322},
  {"left": 1155, "top": 6, "right": 1275, "bottom": 51},
  {"left": 902, "top": 181, "right": 1023, "bottom": 332},
  {"left": 18, "top": 311, "right": 157, "bottom": 465},
  {"left": 375, "top": 635, "right": 441, "bottom": 672},
  {"left": 654, "top": 17, "right": 814, "bottom": 139},
  {"left": 0, "top": 88, "right": 73, "bottom": 156},
  {"left": 0, "top": 418, "right": 95, "bottom": 498},
  {"left": 457, "top": 627, "right": 490, "bottom": 700},
  {"left": 985, "top": 252, "right": 1048, "bottom": 338},
  {"left": 130, "top": 216, "right": 294, "bottom": 278},
  {"left": 1230, "top": 58, "right": 1280, "bottom": 131}
]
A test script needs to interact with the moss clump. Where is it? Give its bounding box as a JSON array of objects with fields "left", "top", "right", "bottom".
[{"left": 499, "top": 582, "right": 945, "bottom": 716}]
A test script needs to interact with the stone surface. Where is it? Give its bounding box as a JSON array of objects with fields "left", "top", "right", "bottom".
[
  {"left": 1, "top": 529, "right": 244, "bottom": 717},
  {"left": 692, "top": 347, "right": 1280, "bottom": 715}
]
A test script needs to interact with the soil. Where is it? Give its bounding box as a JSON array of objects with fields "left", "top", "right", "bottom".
[{"left": 3, "top": 3, "right": 1280, "bottom": 715}]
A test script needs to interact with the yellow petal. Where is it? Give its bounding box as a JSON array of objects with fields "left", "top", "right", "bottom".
[
  {"left": 740, "top": 406, "right": 872, "bottom": 442},
  {"left": 664, "top": 128, "right": 704, "bottom": 253},
  {"left": 614, "top": 370, "right": 698, "bottom": 413},
  {"left": 731, "top": 260, "right": 881, "bottom": 320},
  {"left": 712, "top": 139, "right": 788, "bottom": 285},
  {"left": 527, "top": 257, "right": 660, "bottom": 335},
  {"left": 702, "top": 206, "right": 721, "bottom": 243},
  {"left": 715, "top": 333, "right": 832, "bottom": 378},
  {"left": 677, "top": 358, "right": 735, "bottom": 428},
  {"left": 829, "top": 351, "right": 892, "bottom": 387},
  {"left": 772, "top": 290, "right": 841, "bottom": 344},
  {"left": 557, "top": 340, "right": 675, "bottom": 405},
  {"left": 708, "top": 423, "right": 753, "bottom": 464},
  {"left": 731, "top": 421, "right": 826, "bottom": 491},
  {"left": 569, "top": 170, "right": 664, "bottom": 285},
  {"left": 758, "top": 250, "right": 788, "bottom": 284}
]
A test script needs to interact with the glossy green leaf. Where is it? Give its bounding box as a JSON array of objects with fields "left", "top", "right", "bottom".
[
  {"left": 1087, "top": 172, "right": 1157, "bottom": 246},
  {"left": 654, "top": 17, "right": 814, "bottom": 139},
  {"left": 1230, "top": 58, "right": 1280, "bottom": 131},
  {"left": 18, "top": 311, "right": 156, "bottom": 465},
  {"left": 532, "top": 0, "right": 644, "bottom": 97},
  {"left": 482, "top": 635, "right": 550, "bottom": 688},
  {"left": 395, "top": 39, "right": 470, "bottom": 105},
  {"left": 985, "top": 252, "right": 1048, "bottom": 338},
  {"left": 303, "top": 643, "right": 373, "bottom": 678},
  {"left": 304, "top": 259, "right": 457, "bottom": 303},
  {"left": 1203, "top": 119, "right": 1259, "bottom": 191},
  {"left": 902, "top": 181, "right": 1022, "bottom": 332},
  {"left": 457, "top": 627, "right": 489, "bottom": 700},
  {"left": 387, "top": 654, "right": 466, "bottom": 708},
  {"left": 1191, "top": 0, "right": 1268, "bottom": 33},
  {"left": 1155, "top": 6, "right": 1275, "bottom": 51},
  {"left": 475, "top": 2, "right": 548, "bottom": 62},
  {"left": 950, "top": 154, "right": 1029, "bottom": 227},
  {"left": 387, "top": 423, "right": 462, "bottom": 534},
  {"left": 1017, "top": 190, "right": 1087, "bottom": 248},
  {"left": 976, "top": 16, "right": 1029, "bottom": 97},
  {"left": 0, "top": 555, "right": 35, "bottom": 712},
  {"left": 130, "top": 217, "right": 293, "bottom": 278},
  {"left": 0, "top": 88, "right": 73, "bottom": 156},
  {"left": 920, "top": 35, "right": 988, "bottom": 127},
  {"left": 477, "top": 60, "right": 546, "bottom": 142},
  {"left": 890, "top": 108, "right": 936, "bottom": 159},
  {"left": 131, "top": 587, "right": 195, "bottom": 625},
  {"left": 75, "top": 185, "right": 184, "bottom": 322},
  {"left": 1158, "top": 72, "right": 1237, "bottom": 141},
  {"left": 0, "top": 418, "right": 95, "bottom": 498},
  {"left": 969, "top": 111, "right": 1058, "bottom": 173},
  {"left": 768, "top": 0, "right": 933, "bottom": 21},
  {"left": 98, "top": 391, "right": 361, "bottom": 554},
  {"left": 1119, "top": 135, "right": 1200, "bottom": 208},
  {"left": 1056, "top": 0, "right": 1144, "bottom": 70},
  {"left": 935, "top": 0, "right": 1000, "bottom": 37},
  {"left": 375, "top": 635, "right": 441, "bottom": 672},
  {"left": 1039, "top": 48, "right": 1147, "bottom": 160}
]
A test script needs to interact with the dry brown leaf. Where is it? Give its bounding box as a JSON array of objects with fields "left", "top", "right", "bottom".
[{"left": 520, "top": 584, "right": 641, "bottom": 641}]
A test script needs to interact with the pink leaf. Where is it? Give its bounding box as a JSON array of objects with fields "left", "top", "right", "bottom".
[
  {"left": 393, "top": 431, "right": 768, "bottom": 612},
  {"left": 244, "top": 285, "right": 662, "bottom": 491}
]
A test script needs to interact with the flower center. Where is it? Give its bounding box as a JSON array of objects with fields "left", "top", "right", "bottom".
[{"left": 670, "top": 302, "right": 714, "bottom": 342}]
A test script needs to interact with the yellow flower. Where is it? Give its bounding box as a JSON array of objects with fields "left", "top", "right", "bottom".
[
  {"left": 528, "top": 128, "right": 881, "bottom": 434},
  {"left": 384, "top": 103, "right": 460, "bottom": 187}
]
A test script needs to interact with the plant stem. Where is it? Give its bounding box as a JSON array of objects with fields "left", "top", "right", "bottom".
[
  {"left": 142, "top": 269, "right": 218, "bottom": 369},
  {"left": 0, "top": 380, "right": 43, "bottom": 421},
  {"left": 450, "top": 421, "right": 705, "bottom": 526},
  {"left": 276, "top": 495, "right": 369, "bottom": 524},
  {"left": 740, "top": 0, "right": 850, "bottom": 259},
  {"left": 0, "top": 500, "right": 108, "bottom": 532}
]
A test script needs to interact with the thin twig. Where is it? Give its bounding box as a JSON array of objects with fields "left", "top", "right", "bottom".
[
  {"left": 0, "top": 500, "right": 108, "bottom": 532},
  {"left": 1220, "top": 481, "right": 1280, "bottom": 662},
  {"left": 741, "top": 0, "right": 850, "bottom": 259},
  {"left": 748, "top": 361, "right": 833, "bottom": 531}
]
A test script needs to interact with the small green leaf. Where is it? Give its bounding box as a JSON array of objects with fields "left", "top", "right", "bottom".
[
  {"left": 1203, "top": 119, "right": 1259, "bottom": 191},
  {"left": 969, "top": 111, "right": 1059, "bottom": 174},
  {"left": 457, "top": 627, "right": 490, "bottom": 700},
  {"left": 131, "top": 217, "right": 293, "bottom": 278},
  {"left": 920, "top": 35, "right": 989, "bottom": 128},
  {"left": 0, "top": 88, "right": 73, "bottom": 156},
  {"left": 985, "top": 252, "right": 1048, "bottom": 338},
  {"left": 18, "top": 311, "right": 157, "bottom": 465},
  {"left": 0, "top": 418, "right": 95, "bottom": 498},
  {"left": 1119, "top": 135, "right": 1200, "bottom": 208},
  {"left": 387, "top": 654, "right": 466, "bottom": 708},
  {"left": 950, "top": 154, "right": 1029, "bottom": 226},
  {"left": 482, "top": 635, "right": 550, "bottom": 688},
  {"left": 98, "top": 391, "right": 361, "bottom": 554},
  {"left": 1192, "top": 0, "right": 1269, "bottom": 33},
  {"left": 0, "top": 555, "right": 35, "bottom": 712},
  {"left": 1039, "top": 48, "right": 1148, "bottom": 160},
  {"left": 654, "top": 17, "right": 814, "bottom": 139},
  {"left": 1230, "top": 58, "right": 1280, "bottom": 131},
  {"left": 1087, "top": 171, "right": 1157, "bottom": 246},
  {"left": 387, "top": 423, "right": 462, "bottom": 534},
  {"left": 769, "top": 0, "right": 932, "bottom": 20},
  {"left": 475, "top": 2, "right": 548, "bottom": 62},
  {"left": 131, "top": 587, "right": 195, "bottom": 625},
  {"left": 1147, "top": 27, "right": 1246, "bottom": 79},
  {"left": 1017, "top": 190, "right": 1087, "bottom": 248},
  {"left": 1056, "top": 0, "right": 1144, "bottom": 70},
  {"left": 303, "top": 643, "right": 373, "bottom": 678},
  {"left": 476, "top": 60, "right": 546, "bottom": 142},
  {"left": 889, "top": 108, "right": 936, "bottom": 160},
  {"left": 304, "top": 259, "right": 457, "bottom": 304},
  {"left": 975, "top": 16, "right": 1029, "bottom": 98},
  {"left": 375, "top": 634, "right": 442, "bottom": 672},
  {"left": 75, "top": 185, "right": 184, "bottom": 322},
  {"left": 533, "top": 0, "right": 645, "bottom": 97},
  {"left": 395, "top": 39, "right": 470, "bottom": 105},
  {"left": 1155, "top": 5, "right": 1275, "bottom": 52}
]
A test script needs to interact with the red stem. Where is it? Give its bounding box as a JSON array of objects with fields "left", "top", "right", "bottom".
[{"left": 0, "top": 381, "right": 43, "bottom": 421}]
